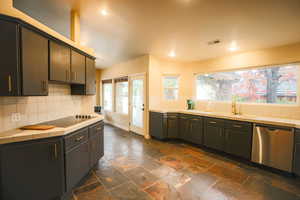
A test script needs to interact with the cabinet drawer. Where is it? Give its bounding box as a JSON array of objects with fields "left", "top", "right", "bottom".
[
  {"left": 89, "top": 121, "right": 104, "bottom": 138},
  {"left": 204, "top": 117, "right": 225, "bottom": 127},
  {"left": 65, "top": 128, "right": 88, "bottom": 151},
  {"left": 225, "top": 120, "right": 252, "bottom": 132}
]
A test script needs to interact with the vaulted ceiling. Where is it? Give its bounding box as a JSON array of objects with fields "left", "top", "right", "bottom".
[{"left": 74, "top": 0, "right": 300, "bottom": 68}]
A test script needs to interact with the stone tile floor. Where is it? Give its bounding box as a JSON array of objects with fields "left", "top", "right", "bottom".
[{"left": 72, "top": 124, "right": 300, "bottom": 200}]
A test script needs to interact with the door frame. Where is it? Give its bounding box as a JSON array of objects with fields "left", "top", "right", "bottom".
[{"left": 129, "top": 73, "right": 147, "bottom": 136}]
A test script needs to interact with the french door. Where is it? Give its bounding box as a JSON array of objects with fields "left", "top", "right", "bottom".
[{"left": 129, "top": 75, "right": 146, "bottom": 136}]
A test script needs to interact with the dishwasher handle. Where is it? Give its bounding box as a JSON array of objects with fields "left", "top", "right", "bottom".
[{"left": 254, "top": 124, "right": 293, "bottom": 132}]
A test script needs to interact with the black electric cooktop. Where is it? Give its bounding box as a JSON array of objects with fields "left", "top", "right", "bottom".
[{"left": 40, "top": 115, "right": 95, "bottom": 128}]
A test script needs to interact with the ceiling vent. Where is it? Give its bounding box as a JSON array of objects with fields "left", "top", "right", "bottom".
[{"left": 208, "top": 40, "right": 221, "bottom": 45}]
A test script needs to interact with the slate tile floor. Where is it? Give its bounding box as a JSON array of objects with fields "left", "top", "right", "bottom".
[{"left": 73, "top": 124, "right": 300, "bottom": 200}]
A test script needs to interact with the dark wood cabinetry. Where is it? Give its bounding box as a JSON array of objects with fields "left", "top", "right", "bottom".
[
  {"left": 71, "top": 57, "right": 96, "bottom": 95},
  {"left": 224, "top": 120, "right": 252, "bottom": 160},
  {"left": 0, "top": 20, "right": 48, "bottom": 96},
  {"left": 71, "top": 50, "right": 86, "bottom": 84},
  {"left": 149, "top": 112, "right": 167, "bottom": 140},
  {"left": 203, "top": 118, "right": 225, "bottom": 151},
  {"left": 294, "top": 129, "right": 300, "bottom": 176},
  {"left": 179, "top": 115, "right": 203, "bottom": 145},
  {"left": 21, "top": 27, "right": 49, "bottom": 95},
  {"left": 167, "top": 114, "right": 179, "bottom": 139},
  {"left": 0, "top": 137, "right": 65, "bottom": 200},
  {"left": 49, "top": 41, "right": 71, "bottom": 83},
  {"left": 89, "top": 121, "right": 104, "bottom": 167}
]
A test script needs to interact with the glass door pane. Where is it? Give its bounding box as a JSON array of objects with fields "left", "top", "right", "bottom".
[{"left": 131, "top": 79, "right": 144, "bottom": 128}]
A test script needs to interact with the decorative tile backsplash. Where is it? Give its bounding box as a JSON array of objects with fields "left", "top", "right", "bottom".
[{"left": 0, "top": 84, "right": 96, "bottom": 132}]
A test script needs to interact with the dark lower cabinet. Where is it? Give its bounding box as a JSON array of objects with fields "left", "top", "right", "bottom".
[
  {"left": 204, "top": 125, "right": 225, "bottom": 151},
  {"left": 149, "top": 112, "right": 167, "bottom": 140},
  {"left": 294, "top": 130, "right": 300, "bottom": 176},
  {"left": 179, "top": 115, "right": 203, "bottom": 145},
  {"left": 179, "top": 115, "right": 190, "bottom": 140},
  {"left": 89, "top": 122, "right": 104, "bottom": 167},
  {"left": 65, "top": 140, "right": 90, "bottom": 191},
  {"left": 167, "top": 114, "right": 179, "bottom": 139},
  {"left": 224, "top": 129, "right": 252, "bottom": 160},
  {"left": 0, "top": 137, "right": 65, "bottom": 200}
]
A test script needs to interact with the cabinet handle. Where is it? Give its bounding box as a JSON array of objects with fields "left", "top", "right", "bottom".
[
  {"left": 233, "top": 125, "right": 242, "bottom": 128},
  {"left": 209, "top": 121, "right": 217, "bottom": 124},
  {"left": 76, "top": 136, "right": 84, "bottom": 141},
  {"left": 54, "top": 144, "right": 58, "bottom": 160},
  {"left": 8, "top": 75, "right": 12, "bottom": 92},
  {"left": 41, "top": 80, "right": 47, "bottom": 91},
  {"left": 75, "top": 72, "right": 77, "bottom": 81},
  {"left": 96, "top": 127, "right": 102, "bottom": 131}
]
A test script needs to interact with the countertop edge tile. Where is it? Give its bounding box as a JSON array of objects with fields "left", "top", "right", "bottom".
[{"left": 0, "top": 115, "right": 104, "bottom": 145}]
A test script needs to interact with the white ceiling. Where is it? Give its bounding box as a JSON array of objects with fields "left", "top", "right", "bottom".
[{"left": 75, "top": 0, "right": 300, "bottom": 68}]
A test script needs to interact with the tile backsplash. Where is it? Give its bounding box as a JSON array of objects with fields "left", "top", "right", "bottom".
[{"left": 0, "top": 84, "right": 96, "bottom": 132}]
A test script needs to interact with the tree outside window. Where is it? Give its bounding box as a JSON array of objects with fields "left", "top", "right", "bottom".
[{"left": 196, "top": 64, "right": 298, "bottom": 104}]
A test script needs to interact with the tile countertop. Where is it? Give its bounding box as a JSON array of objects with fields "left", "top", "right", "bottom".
[
  {"left": 150, "top": 109, "right": 300, "bottom": 129},
  {"left": 0, "top": 114, "right": 104, "bottom": 145}
]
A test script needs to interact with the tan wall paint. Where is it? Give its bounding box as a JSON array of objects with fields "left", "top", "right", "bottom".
[
  {"left": 71, "top": 10, "right": 80, "bottom": 43},
  {"left": 0, "top": 0, "right": 94, "bottom": 56},
  {"left": 149, "top": 42, "right": 300, "bottom": 120},
  {"left": 99, "top": 55, "right": 150, "bottom": 137},
  {"left": 95, "top": 69, "right": 101, "bottom": 106}
]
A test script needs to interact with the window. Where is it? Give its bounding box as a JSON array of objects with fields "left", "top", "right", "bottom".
[
  {"left": 103, "top": 81, "right": 113, "bottom": 111},
  {"left": 163, "top": 76, "right": 179, "bottom": 100},
  {"left": 115, "top": 81, "right": 128, "bottom": 114},
  {"left": 196, "top": 63, "right": 299, "bottom": 104}
]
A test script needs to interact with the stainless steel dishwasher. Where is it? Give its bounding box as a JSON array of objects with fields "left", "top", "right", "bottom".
[{"left": 252, "top": 124, "right": 294, "bottom": 172}]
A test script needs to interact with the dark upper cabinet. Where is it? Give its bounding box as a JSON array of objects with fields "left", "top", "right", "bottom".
[
  {"left": 0, "top": 137, "right": 65, "bottom": 200},
  {"left": 167, "top": 114, "right": 179, "bottom": 139},
  {"left": 86, "top": 57, "right": 96, "bottom": 95},
  {"left": 71, "top": 57, "right": 96, "bottom": 95},
  {"left": 21, "top": 27, "right": 48, "bottom": 96},
  {"left": 203, "top": 118, "right": 225, "bottom": 151},
  {"left": 0, "top": 20, "right": 20, "bottom": 96},
  {"left": 49, "top": 40, "right": 71, "bottom": 83},
  {"left": 224, "top": 121, "right": 252, "bottom": 160},
  {"left": 294, "top": 130, "right": 300, "bottom": 176},
  {"left": 71, "top": 50, "right": 85, "bottom": 84},
  {"left": 89, "top": 122, "right": 104, "bottom": 167},
  {"left": 0, "top": 20, "right": 48, "bottom": 96}
]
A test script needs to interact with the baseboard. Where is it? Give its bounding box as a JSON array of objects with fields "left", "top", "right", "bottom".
[{"left": 104, "top": 120, "right": 130, "bottom": 131}]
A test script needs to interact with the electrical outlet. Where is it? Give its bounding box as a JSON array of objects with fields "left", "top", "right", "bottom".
[{"left": 11, "top": 113, "right": 21, "bottom": 122}]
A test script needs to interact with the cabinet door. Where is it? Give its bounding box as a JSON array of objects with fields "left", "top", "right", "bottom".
[
  {"left": 0, "top": 20, "right": 20, "bottom": 96},
  {"left": 71, "top": 50, "right": 85, "bottom": 84},
  {"left": 294, "top": 131, "right": 300, "bottom": 175},
  {"left": 224, "top": 129, "right": 252, "bottom": 160},
  {"left": 21, "top": 27, "right": 48, "bottom": 96},
  {"left": 49, "top": 41, "right": 71, "bottom": 82},
  {"left": 149, "top": 112, "right": 166, "bottom": 140},
  {"left": 204, "top": 125, "right": 225, "bottom": 151},
  {"left": 65, "top": 141, "right": 90, "bottom": 191},
  {"left": 0, "top": 138, "right": 64, "bottom": 200},
  {"left": 167, "top": 116, "right": 179, "bottom": 139},
  {"left": 179, "top": 116, "right": 190, "bottom": 140},
  {"left": 189, "top": 117, "right": 203, "bottom": 145},
  {"left": 86, "top": 57, "right": 96, "bottom": 95},
  {"left": 89, "top": 131, "right": 104, "bottom": 167}
]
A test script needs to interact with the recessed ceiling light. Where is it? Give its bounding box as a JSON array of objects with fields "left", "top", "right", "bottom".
[
  {"left": 100, "top": 9, "right": 108, "bottom": 16},
  {"left": 168, "top": 50, "right": 176, "bottom": 58},
  {"left": 228, "top": 41, "right": 239, "bottom": 52}
]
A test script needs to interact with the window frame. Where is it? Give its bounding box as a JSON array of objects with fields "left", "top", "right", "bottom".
[
  {"left": 115, "top": 80, "right": 129, "bottom": 115},
  {"left": 162, "top": 75, "right": 180, "bottom": 101},
  {"left": 194, "top": 63, "right": 300, "bottom": 106},
  {"left": 102, "top": 81, "right": 113, "bottom": 111}
]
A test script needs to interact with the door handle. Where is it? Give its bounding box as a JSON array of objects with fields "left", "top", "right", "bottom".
[
  {"left": 8, "top": 75, "right": 12, "bottom": 92},
  {"left": 75, "top": 136, "right": 84, "bottom": 141}
]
